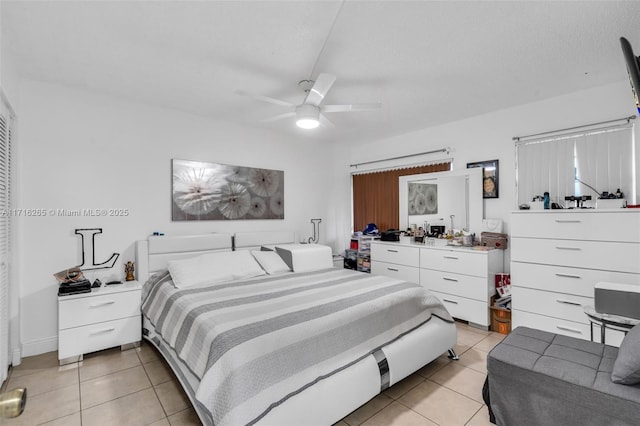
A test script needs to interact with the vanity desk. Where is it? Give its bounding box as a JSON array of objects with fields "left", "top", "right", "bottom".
[{"left": 371, "top": 240, "right": 504, "bottom": 329}]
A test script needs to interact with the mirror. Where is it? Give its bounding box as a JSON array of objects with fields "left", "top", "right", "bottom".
[{"left": 399, "top": 167, "right": 483, "bottom": 235}]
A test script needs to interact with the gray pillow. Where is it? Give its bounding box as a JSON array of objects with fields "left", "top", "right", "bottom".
[{"left": 612, "top": 323, "right": 640, "bottom": 385}]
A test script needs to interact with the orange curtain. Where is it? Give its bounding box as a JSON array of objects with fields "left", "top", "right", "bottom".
[{"left": 352, "top": 162, "right": 451, "bottom": 233}]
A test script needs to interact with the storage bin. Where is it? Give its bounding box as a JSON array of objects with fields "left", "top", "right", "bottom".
[
  {"left": 358, "top": 236, "right": 377, "bottom": 252},
  {"left": 490, "top": 305, "right": 512, "bottom": 334},
  {"left": 481, "top": 232, "right": 508, "bottom": 250},
  {"left": 344, "top": 249, "right": 357, "bottom": 270},
  {"left": 357, "top": 253, "right": 371, "bottom": 273}
]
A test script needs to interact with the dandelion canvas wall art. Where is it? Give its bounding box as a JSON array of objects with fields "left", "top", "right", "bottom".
[
  {"left": 172, "top": 159, "right": 284, "bottom": 221},
  {"left": 408, "top": 182, "right": 438, "bottom": 215}
]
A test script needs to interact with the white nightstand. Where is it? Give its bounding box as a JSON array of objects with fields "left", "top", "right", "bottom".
[{"left": 58, "top": 280, "right": 142, "bottom": 365}]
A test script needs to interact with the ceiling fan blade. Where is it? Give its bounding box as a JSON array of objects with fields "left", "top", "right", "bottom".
[
  {"left": 304, "top": 73, "right": 336, "bottom": 107},
  {"left": 234, "top": 89, "right": 295, "bottom": 107},
  {"left": 260, "top": 112, "right": 296, "bottom": 123},
  {"left": 323, "top": 103, "right": 382, "bottom": 113},
  {"left": 319, "top": 113, "right": 335, "bottom": 129}
]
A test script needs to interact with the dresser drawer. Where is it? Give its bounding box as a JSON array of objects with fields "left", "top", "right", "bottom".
[
  {"left": 420, "top": 249, "right": 487, "bottom": 277},
  {"left": 511, "top": 262, "right": 640, "bottom": 297},
  {"left": 511, "top": 286, "right": 592, "bottom": 324},
  {"left": 371, "top": 243, "right": 420, "bottom": 267},
  {"left": 420, "top": 269, "right": 490, "bottom": 301},
  {"left": 371, "top": 260, "right": 419, "bottom": 283},
  {"left": 58, "top": 316, "right": 141, "bottom": 359},
  {"left": 429, "top": 290, "right": 489, "bottom": 327},
  {"left": 59, "top": 290, "right": 141, "bottom": 329},
  {"left": 511, "top": 211, "right": 640, "bottom": 242},
  {"left": 511, "top": 237, "right": 640, "bottom": 274},
  {"left": 512, "top": 309, "right": 590, "bottom": 341}
]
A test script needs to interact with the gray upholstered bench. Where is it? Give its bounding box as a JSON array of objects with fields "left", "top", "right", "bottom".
[{"left": 486, "top": 326, "right": 640, "bottom": 426}]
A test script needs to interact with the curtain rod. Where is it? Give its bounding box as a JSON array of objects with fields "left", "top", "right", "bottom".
[
  {"left": 350, "top": 147, "right": 451, "bottom": 168},
  {"left": 513, "top": 115, "right": 636, "bottom": 142}
]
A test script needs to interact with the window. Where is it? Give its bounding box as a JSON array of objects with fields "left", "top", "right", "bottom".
[{"left": 516, "top": 123, "right": 636, "bottom": 207}]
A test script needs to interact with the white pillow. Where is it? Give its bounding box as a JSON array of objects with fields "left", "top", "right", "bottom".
[
  {"left": 275, "top": 244, "right": 333, "bottom": 272},
  {"left": 168, "top": 250, "right": 266, "bottom": 288},
  {"left": 251, "top": 250, "right": 291, "bottom": 274}
]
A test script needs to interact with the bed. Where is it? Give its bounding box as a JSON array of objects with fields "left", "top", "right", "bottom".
[{"left": 136, "top": 231, "right": 458, "bottom": 426}]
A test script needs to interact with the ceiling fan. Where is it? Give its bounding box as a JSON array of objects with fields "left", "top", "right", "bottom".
[{"left": 235, "top": 73, "right": 381, "bottom": 129}]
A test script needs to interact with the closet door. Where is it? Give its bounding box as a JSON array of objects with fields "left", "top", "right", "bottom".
[{"left": 0, "top": 97, "right": 13, "bottom": 383}]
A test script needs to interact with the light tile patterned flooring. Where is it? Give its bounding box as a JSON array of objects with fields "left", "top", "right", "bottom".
[{"left": 0, "top": 322, "right": 504, "bottom": 426}]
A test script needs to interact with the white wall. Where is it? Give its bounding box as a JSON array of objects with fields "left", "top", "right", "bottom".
[
  {"left": 16, "top": 79, "right": 341, "bottom": 356},
  {"left": 343, "top": 79, "right": 639, "bottom": 270},
  {"left": 12, "top": 77, "right": 640, "bottom": 357}
]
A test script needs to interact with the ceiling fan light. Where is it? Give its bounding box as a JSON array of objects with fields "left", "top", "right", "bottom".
[
  {"left": 296, "top": 118, "right": 320, "bottom": 129},
  {"left": 295, "top": 104, "right": 320, "bottom": 129}
]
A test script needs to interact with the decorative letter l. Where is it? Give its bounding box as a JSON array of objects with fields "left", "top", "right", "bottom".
[{"left": 74, "top": 228, "right": 120, "bottom": 270}]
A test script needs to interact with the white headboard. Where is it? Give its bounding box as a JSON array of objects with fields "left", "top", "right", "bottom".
[
  {"left": 136, "top": 233, "right": 233, "bottom": 283},
  {"left": 135, "top": 231, "right": 297, "bottom": 283},
  {"left": 233, "top": 231, "right": 296, "bottom": 251}
]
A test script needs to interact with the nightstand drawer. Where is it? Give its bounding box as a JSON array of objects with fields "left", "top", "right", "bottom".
[
  {"left": 420, "top": 249, "right": 487, "bottom": 277},
  {"left": 59, "top": 290, "right": 141, "bottom": 329},
  {"left": 371, "top": 260, "right": 419, "bottom": 283},
  {"left": 58, "top": 316, "right": 141, "bottom": 360}
]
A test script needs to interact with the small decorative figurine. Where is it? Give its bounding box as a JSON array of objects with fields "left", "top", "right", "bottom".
[{"left": 124, "top": 261, "right": 135, "bottom": 281}]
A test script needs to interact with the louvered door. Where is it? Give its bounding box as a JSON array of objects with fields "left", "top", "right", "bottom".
[{"left": 0, "top": 97, "right": 13, "bottom": 383}]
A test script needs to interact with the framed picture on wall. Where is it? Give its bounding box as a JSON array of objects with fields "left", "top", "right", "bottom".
[
  {"left": 467, "top": 159, "right": 499, "bottom": 199},
  {"left": 171, "top": 159, "right": 285, "bottom": 220}
]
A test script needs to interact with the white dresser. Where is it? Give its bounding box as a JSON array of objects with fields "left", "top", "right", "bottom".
[
  {"left": 58, "top": 281, "right": 142, "bottom": 364},
  {"left": 371, "top": 241, "right": 504, "bottom": 328},
  {"left": 511, "top": 210, "right": 640, "bottom": 344}
]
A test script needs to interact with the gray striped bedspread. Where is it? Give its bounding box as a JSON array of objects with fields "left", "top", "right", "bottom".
[{"left": 142, "top": 267, "right": 453, "bottom": 426}]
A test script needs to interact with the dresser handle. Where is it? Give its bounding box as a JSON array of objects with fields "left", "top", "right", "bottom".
[
  {"left": 555, "top": 273, "right": 581, "bottom": 279},
  {"left": 443, "top": 256, "right": 459, "bottom": 260},
  {"left": 387, "top": 267, "right": 399, "bottom": 272},
  {"left": 556, "top": 299, "right": 582, "bottom": 306},
  {"left": 555, "top": 220, "right": 581, "bottom": 223},
  {"left": 555, "top": 246, "right": 581, "bottom": 251},
  {"left": 443, "top": 277, "right": 459, "bottom": 282},
  {"left": 90, "top": 328, "right": 115, "bottom": 335},
  {"left": 556, "top": 325, "right": 581, "bottom": 334},
  {"left": 387, "top": 249, "right": 399, "bottom": 253},
  {"left": 89, "top": 301, "right": 116, "bottom": 308},
  {"left": 442, "top": 299, "right": 458, "bottom": 304}
]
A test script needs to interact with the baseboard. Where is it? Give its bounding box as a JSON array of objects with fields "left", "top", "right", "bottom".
[
  {"left": 11, "top": 347, "right": 21, "bottom": 366},
  {"left": 21, "top": 336, "right": 57, "bottom": 358}
]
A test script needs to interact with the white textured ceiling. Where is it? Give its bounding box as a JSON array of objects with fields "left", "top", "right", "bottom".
[{"left": 3, "top": 1, "right": 640, "bottom": 144}]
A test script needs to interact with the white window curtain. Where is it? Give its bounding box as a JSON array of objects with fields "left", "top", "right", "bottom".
[
  {"left": 574, "top": 128, "right": 635, "bottom": 199},
  {"left": 516, "top": 124, "right": 635, "bottom": 206},
  {"left": 0, "top": 92, "right": 14, "bottom": 383}
]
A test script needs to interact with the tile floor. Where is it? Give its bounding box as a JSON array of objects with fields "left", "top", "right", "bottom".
[{"left": 0, "top": 321, "right": 504, "bottom": 426}]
